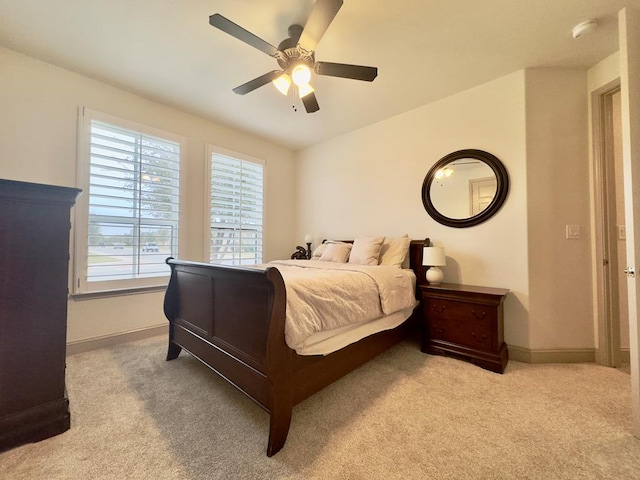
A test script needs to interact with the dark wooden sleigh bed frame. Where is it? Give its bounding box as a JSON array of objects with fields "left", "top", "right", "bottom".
[{"left": 163, "top": 240, "right": 427, "bottom": 456}]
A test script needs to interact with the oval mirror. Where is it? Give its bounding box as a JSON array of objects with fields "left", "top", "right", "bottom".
[{"left": 421, "top": 149, "right": 509, "bottom": 228}]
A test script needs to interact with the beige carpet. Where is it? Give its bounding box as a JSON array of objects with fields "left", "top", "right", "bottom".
[{"left": 2, "top": 336, "right": 640, "bottom": 479}]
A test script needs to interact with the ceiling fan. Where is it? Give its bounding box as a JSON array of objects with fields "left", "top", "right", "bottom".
[{"left": 209, "top": 0, "right": 378, "bottom": 113}]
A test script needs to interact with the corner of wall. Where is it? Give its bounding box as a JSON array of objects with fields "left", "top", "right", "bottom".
[{"left": 524, "top": 67, "right": 594, "bottom": 350}]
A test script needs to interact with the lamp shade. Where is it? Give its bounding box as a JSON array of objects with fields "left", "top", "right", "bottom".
[
  {"left": 292, "top": 64, "right": 311, "bottom": 86},
  {"left": 422, "top": 246, "right": 446, "bottom": 266},
  {"left": 272, "top": 74, "right": 291, "bottom": 96},
  {"left": 298, "top": 82, "right": 315, "bottom": 98},
  {"left": 304, "top": 233, "right": 313, "bottom": 244}
]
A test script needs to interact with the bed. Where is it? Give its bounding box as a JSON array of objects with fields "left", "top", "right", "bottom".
[{"left": 163, "top": 238, "right": 427, "bottom": 456}]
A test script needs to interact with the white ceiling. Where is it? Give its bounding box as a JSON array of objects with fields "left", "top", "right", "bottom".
[{"left": 0, "top": 0, "right": 637, "bottom": 150}]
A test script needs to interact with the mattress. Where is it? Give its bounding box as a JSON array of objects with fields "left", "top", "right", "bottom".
[
  {"left": 268, "top": 260, "right": 418, "bottom": 355},
  {"left": 294, "top": 305, "right": 416, "bottom": 355}
]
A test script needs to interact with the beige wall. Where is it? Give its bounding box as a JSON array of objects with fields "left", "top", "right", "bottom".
[
  {"left": 0, "top": 44, "right": 612, "bottom": 355},
  {"left": 0, "top": 46, "right": 296, "bottom": 344},
  {"left": 296, "top": 71, "right": 532, "bottom": 348},
  {"left": 525, "top": 68, "right": 592, "bottom": 350},
  {"left": 296, "top": 68, "right": 596, "bottom": 354},
  {"left": 588, "top": 52, "right": 620, "bottom": 93}
]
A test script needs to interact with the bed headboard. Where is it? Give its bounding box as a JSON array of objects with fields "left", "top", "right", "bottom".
[
  {"left": 409, "top": 239, "right": 428, "bottom": 286},
  {"left": 324, "top": 238, "right": 428, "bottom": 287}
]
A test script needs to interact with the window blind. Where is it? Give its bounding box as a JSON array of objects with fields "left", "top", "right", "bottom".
[
  {"left": 86, "top": 120, "right": 180, "bottom": 282},
  {"left": 210, "top": 153, "right": 264, "bottom": 265}
]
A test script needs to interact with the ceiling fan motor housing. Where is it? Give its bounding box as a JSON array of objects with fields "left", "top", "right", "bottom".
[{"left": 275, "top": 25, "right": 315, "bottom": 72}]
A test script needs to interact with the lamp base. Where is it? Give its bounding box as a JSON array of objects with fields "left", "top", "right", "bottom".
[{"left": 426, "top": 266, "right": 444, "bottom": 285}]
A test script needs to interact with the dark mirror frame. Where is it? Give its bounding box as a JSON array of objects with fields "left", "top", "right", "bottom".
[{"left": 421, "top": 149, "right": 509, "bottom": 228}]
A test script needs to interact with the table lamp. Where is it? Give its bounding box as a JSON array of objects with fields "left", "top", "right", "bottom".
[
  {"left": 304, "top": 233, "right": 313, "bottom": 259},
  {"left": 422, "top": 246, "right": 446, "bottom": 284}
]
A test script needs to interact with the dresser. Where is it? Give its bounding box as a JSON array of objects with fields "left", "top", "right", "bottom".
[
  {"left": 419, "top": 283, "right": 509, "bottom": 373},
  {"left": 0, "top": 179, "right": 81, "bottom": 451}
]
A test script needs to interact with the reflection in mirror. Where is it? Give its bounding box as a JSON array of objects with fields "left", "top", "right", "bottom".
[
  {"left": 430, "top": 159, "right": 496, "bottom": 219},
  {"left": 422, "top": 149, "right": 509, "bottom": 228}
]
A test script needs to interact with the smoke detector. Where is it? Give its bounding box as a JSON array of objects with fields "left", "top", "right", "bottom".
[{"left": 572, "top": 20, "right": 597, "bottom": 39}]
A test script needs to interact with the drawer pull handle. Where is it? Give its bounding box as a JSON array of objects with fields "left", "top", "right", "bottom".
[
  {"left": 433, "top": 325, "right": 444, "bottom": 334},
  {"left": 431, "top": 303, "right": 446, "bottom": 314},
  {"left": 471, "top": 310, "right": 486, "bottom": 320},
  {"left": 471, "top": 331, "right": 488, "bottom": 343}
]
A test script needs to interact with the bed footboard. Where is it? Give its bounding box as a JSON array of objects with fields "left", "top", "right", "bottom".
[
  {"left": 162, "top": 240, "right": 426, "bottom": 456},
  {"left": 163, "top": 258, "right": 293, "bottom": 456}
]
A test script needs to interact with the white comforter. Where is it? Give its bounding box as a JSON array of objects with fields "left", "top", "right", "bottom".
[{"left": 268, "top": 260, "right": 417, "bottom": 352}]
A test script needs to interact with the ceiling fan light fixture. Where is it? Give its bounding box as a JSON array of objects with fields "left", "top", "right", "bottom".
[
  {"left": 298, "top": 82, "right": 315, "bottom": 98},
  {"left": 209, "top": 0, "right": 378, "bottom": 113},
  {"left": 435, "top": 167, "right": 454, "bottom": 179},
  {"left": 292, "top": 64, "right": 312, "bottom": 86},
  {"left": 272, "top": 73, "right": 291, "bottom": 96}
]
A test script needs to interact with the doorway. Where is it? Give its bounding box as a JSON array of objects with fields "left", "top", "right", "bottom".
[
  {"left": 469, "top": 177, "right": 497, "bottom": 216},
  {"left": 593, "top": 80, "right": 629, "bottom": 368}
]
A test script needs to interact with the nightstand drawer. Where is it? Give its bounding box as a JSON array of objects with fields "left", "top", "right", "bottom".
[
  {"left": 419, "top": 283, "right": 509, "bottom": 373},
  {"left": 425, "top": 298, "right": 497, "bottom": 326},
  {"left": 428, "top": 314, "right": 493, "bottom": 350}
]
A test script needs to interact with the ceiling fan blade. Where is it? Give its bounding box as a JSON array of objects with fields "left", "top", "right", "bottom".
[
  {"left": 302, "top": 92, "right": 320, "bottom": 113},
  {"left": 314, "top": 62, "right": 378, "bottom": 82},
  {"left": 298, "top": 0, "right": 343, "bottom": 51},
  {"left": 233, "top": 71, "right": 282, "bottom": 95},
  {"left": 209, "top": 14, "right": 278, "bottom": 57}
]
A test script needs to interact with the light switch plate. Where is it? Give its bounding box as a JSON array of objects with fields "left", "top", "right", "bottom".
[
  {"left": 619, "top": 225, "right": 626, "bottom": 240},
  {"left": 566, "top": 224, "right": 581, "bottom": 239}
]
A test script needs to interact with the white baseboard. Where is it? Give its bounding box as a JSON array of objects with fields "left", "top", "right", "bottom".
[
  {"left": 66, "top": 324, "right": 168, "bottom": 356},
  {"left": 67, "top": 331, "right": 608, "bottom": 365},
  {"left": 621, "top": 348, "right": 631, "bottom": 364},
  {"left": 509, "top": 345, "right": 596, "bottom": 364}
]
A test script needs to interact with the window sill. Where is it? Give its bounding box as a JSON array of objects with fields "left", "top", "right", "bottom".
[{"left": 70, "top": 285, "right": 166, "bottom": 301}]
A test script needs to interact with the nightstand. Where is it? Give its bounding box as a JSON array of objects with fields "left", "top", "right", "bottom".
[{"left": 419, "top": 283, "right": 509, "bottom": 373}]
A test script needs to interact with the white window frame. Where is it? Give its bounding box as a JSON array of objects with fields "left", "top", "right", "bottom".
[
  {"left": 74, "top": 108, "right": 185, "bottom": 295},
  {"left": 204, "top": 145, "right": 266, "bottom": 265}
]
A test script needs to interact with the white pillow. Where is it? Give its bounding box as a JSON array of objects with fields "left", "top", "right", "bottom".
[
  {"left": 348, "top": 236, "right": 385, "bottom": 266},
  {"left": 379, "top": 235, "right": 411, "bottom": 268},
  {"left": 312, "top": 241, "right": 343, "bottom": 259},
  {"left": 311, "top": 243, "right": 327, "bottom": 259},
  {"left": 319, "top": 242, "right": 352, "bottom": 263}
]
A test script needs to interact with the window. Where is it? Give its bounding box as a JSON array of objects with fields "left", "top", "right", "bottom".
[
  {"left": 74, "top": 109, "right": 182, "bottom": 294},
  {"left": 207, "top": 146, "right": 264, "bottom": 265}
]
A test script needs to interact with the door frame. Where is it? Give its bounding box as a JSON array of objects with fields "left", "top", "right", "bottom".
[{"left": 592, "top": 79, "right": 622, "bottom": 367}]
